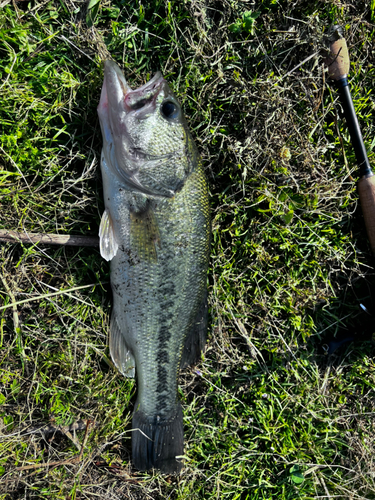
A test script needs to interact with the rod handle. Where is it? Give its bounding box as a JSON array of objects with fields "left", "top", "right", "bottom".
[
  {"left": 358, "top": 174, "right": 375, "bottom": 254},
  {"left": 325, "top": 37, "right": 350, "bottom": 80}
]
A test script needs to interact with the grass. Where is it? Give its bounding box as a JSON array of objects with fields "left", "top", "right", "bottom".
[{"left": 0, "top": 0, "right": 375, "bottom": 498}]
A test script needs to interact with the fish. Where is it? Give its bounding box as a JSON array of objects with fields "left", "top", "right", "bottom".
[{"left": 97, "top": 60, "right": 210, "bottom": 473}]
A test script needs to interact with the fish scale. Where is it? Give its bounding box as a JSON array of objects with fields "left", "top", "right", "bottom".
[{"left": 97, "top": 60, "right": 210, "bottom": 473}]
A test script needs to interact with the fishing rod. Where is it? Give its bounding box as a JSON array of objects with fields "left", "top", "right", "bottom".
[
  {"left": 321, "top": 27, "right": 375, "bottom": 355},
  {"left": 325, "top": 26, "right": 375, "bottom": 254}
]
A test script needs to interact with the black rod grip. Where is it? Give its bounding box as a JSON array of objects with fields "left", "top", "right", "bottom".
[{"left": 336, "top": 77, "right": 372, "bottom": 177}]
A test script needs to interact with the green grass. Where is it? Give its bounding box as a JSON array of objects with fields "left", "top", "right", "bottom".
[{"left": 1, "top": 0, "right": 375, "bottom": 498}]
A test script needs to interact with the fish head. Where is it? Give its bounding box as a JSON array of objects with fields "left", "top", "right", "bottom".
[{"left": 98, "top": 60, "right": 197, "bottom": 198}]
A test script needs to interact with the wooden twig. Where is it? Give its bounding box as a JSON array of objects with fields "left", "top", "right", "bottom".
[
  {"left": 0, "top": 272, "right": 21, "bottom": 337},
  {"left": 94, "top": 462, "right": 139, "bottom": 483},
  {"left": 0, "top": 253, "right": 27, "bottom": 367},
  {"left": 15, "top": 420, "right": 94, "bottom": 471},
  {"left": 0, "top": 230, "right": 99, "bottom": 247},
  {"left": 2, "top": 419, "right": 95, "bottom": 439},
  {"left": 78, "top": 420, "right": 92, "bottom": 461},
  {"left": 16, "top": 456, "right": 81, "bottom": 471}
]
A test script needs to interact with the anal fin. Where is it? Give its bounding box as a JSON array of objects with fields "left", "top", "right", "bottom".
[
  {"left": 109, "top": 313, "right": 135, "bottom": 378},
  {"left": 99, "top": 209, "right": 119, "bottom": 261},
  {"left": 181, "top": 291, "right": 208, "bottom": 369}
]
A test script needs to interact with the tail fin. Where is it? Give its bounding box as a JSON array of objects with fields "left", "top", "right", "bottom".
[{"left": 132, "top": 405, "right": 184, "bottom": 473}]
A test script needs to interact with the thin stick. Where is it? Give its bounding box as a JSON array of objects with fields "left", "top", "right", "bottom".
[
  {"left": 78, "top": 420, "right": 92, "bottom": 461},
  {"left": 279, "top": 51, "right": 319, "bottom": 81},
  {"left": 15, "top": 420, "right": 93, "bottom": 471},
  {"left": 0, "top": 273, "right": 21, "bottom": 336},
  {"left": 0, "top": 420, "right": 95, "bottom": 440},
  {"left": 0, "top": 146, "right": 31, "bottom": 191},
  {"left": 16, "top": 457, "right": 80, "bottom": 471},
  {"left": 0, "top": 229, "right": 99, "bottom": 247},
  {"left": 0, "top": 270, "right": 26, "bottom": 364},
  {"left": 0, "top": 283, "right": 98, "bottom": 312}
]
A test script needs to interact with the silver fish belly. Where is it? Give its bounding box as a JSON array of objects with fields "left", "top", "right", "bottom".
[{"left": 97, "top": 61, "right": 210, "bottom": 473}]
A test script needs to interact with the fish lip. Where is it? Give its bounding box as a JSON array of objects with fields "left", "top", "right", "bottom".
[
  {"left": 133, "top": 71, "right": 164, "bottom": 93},
  {"left": 104, "top": 61, "right": 165, "bottom": 96},
  {"left": 103, "top": 59, "right": 131, "bottom": 100},
  {"left": 124, "top": 72, "right": 165, "bottom": 113},
  {"left": 98, "top": 60, "right": 166, "bottom": 116}
]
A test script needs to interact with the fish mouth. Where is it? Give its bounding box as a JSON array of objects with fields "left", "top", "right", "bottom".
[
  {"left": 124, "top": 72, "right": 165, "bottom": 113},
  {"left": 99, "top": 60, "right": 165, "bottom": 117}
]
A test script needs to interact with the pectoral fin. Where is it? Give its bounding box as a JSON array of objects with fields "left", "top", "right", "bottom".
[
  {"left": 130, "top": 200, "right": 161, "bottom": 263},
  {"left": 110, "top": 313, "right": 135, "bottom": 378},
  {"left": 99, "top": 209, "right": 119, "bottom": 261}
]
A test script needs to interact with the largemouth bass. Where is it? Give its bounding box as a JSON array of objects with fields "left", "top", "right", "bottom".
[{"left": 97, "top": 61, "right": 210, "bottom": 473}]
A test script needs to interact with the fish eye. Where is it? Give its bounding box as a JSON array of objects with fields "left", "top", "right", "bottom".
[{"left": 161, "top": 101, "right": 178, "bottom": 119}]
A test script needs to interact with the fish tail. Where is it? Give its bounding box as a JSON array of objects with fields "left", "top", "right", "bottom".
[{"left": 132, "top": 404, "right": 184, "bottom": 473}]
